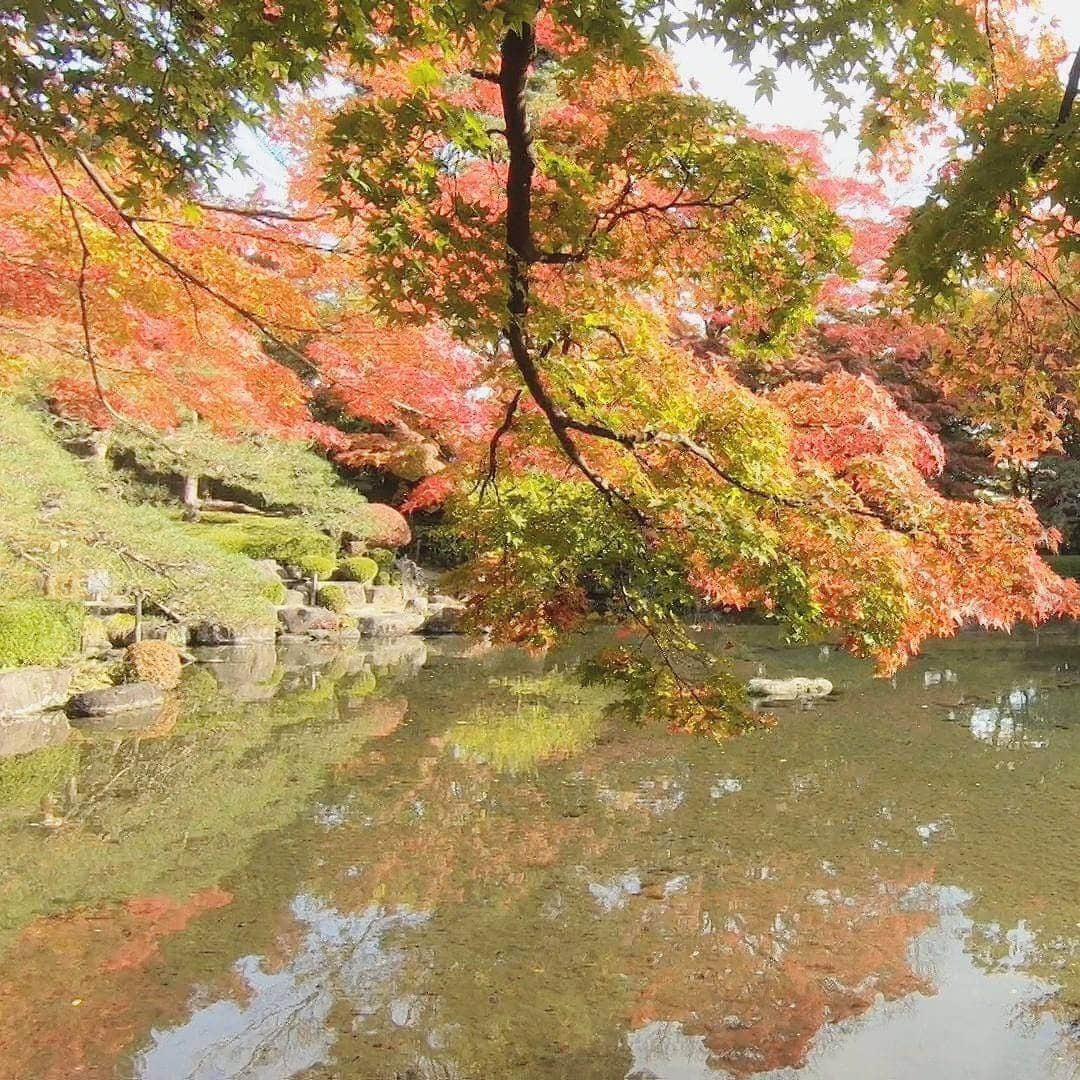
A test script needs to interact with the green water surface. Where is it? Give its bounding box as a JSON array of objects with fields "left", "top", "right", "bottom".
[{"left": 1, "top": 625, "right": 1079, "bottom": 1079}]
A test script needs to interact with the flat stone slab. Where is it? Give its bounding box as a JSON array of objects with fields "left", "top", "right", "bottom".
[
  {"left": 324, "top": 581, "right": 369, "bottom": 606},
  {"left": 67, "top": 681, "right": 165, "bottom": 717},
  {"left": 422, "top": 598, "right": 466, "bottom": 635},
  {"left": 0, "top": 666, "right": 73, "bottom": 718},
  {"left": 368, "top": 584, "right": 406, "bottom": 611}
]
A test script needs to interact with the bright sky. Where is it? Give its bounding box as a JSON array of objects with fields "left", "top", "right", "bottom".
[
  {"left": 675, "top": 0, "right": 1080, "bottom": 198},
  {"left": 230, "top": 1, "right": 1080, "bottom": 203}
]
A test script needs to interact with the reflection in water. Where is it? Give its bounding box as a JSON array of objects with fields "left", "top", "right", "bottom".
[
  {"left": 136, "top": 899, "right": 429, "bottom": 1080},
  {"left": 0, "top": 626, "right": 1079, "bottom": 1079},
  {"left": 628, "top": 886, "right": 1076, "bottom": 1080}
]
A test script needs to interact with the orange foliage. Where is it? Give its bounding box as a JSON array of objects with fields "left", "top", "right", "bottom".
[{"left": 0, "top": 888, "right": 232, "bottom": 1080}]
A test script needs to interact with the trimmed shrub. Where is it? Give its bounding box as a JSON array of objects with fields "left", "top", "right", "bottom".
[
  {"left": 103, "top": 613, "right": 138, "bottom": 647},
  {"left": 260, "top": 578, "right": 287, "bottom": 605},
  {"left": 0, "top": 599, "right": 84, "bottom": 668},
  {"left": 369, "top": 549, "right": 400, "bottom": 585},
  {"left": 369, "top": 548, "right": 396, "bottom": 570},
  {"left": 195, "top": 517, "right": 336, "bottom": 577},
  {"left": 363, "top": 502, "right": 411, "bottom": 548},
  {"left": 338, "top": 556, "right": 378, "bottom": 584},
  {"left": 120, "top": 640, "right": 183, "bottom": 689},
  {"left": 316, "top": 584, "right": 349, "bottom": 613}
]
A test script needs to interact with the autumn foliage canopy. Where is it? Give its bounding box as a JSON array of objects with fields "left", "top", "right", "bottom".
[{"left": 1, "top": 0, "right": 1078, "bottom": 725}]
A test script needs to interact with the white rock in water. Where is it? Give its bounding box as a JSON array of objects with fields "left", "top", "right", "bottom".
[{"left": 747, "top": 677, "right": 833, "bottom": 701}]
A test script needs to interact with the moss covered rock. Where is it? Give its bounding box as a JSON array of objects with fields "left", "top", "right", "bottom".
[
  {"left": 0, "top": 600, "right": 84, "bottom": 669},
  {"left": 80, "top": 616, "right": 111, "bottom": 654}
]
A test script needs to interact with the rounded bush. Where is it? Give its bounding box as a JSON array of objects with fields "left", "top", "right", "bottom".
[
  {"left": 338, "top": 556, "right": 378, "bottom": 584},
  {"left": 316, "top": 584, "right": 349, "bottom": 613},
  {"left": 363, "top": 503, "right": 411, "bottom": 548},
  {"left": 103, "top": 612, "right": 137, "bottom": 647},
  {"left": 369, "top": 547, "right": 396, "bottom": 570},
  {"left": 260, "top": 578, "right": 287, "bottom": 605},
  {"left": 121, "top": 640, "right": 183, "bottom": 689}
]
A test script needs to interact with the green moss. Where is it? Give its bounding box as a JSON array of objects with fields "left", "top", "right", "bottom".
[
  {"left": 80, "top": 615, "right": 110, "bottom": 654},
  {"left": 0, "top": 599, "right": 84, "bottom": 668},
  {"left": 0, "top": 398, "right": 277, "bottom": 636},
  {"left": 67, "top": 656, "right": 117, "bottom": 695},
  {"left": 338, "top": 556, "right": 378, "bottom": 584},
  {"left": 103, "top": 612, "right": 137, "bottom": 647},
  {"left": 260, "top": 578, "right": 287, "bottom": 605},
  {"left": 317, "top": 584, "right": 349, "bottom": 613},
  {"left": 369, "top": 547, "right": 396, "bottom": 570},
  {"left": 193, "top": 517, "right": 336, "bottom": 577},
  {"left": 110, "top": 424, "right": 373, "bottom": 535}
]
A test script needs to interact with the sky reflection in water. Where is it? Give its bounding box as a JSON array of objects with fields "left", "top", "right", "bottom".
[{"left": 1, "top": 626, "right": 1080, "bottom": 1079}]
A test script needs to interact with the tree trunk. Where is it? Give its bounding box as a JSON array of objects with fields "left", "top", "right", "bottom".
[{"left": 181, "top": 474, "right": 200, "bottom": 509}]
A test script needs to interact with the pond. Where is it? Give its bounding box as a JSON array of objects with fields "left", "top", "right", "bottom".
[{"left": 1, "top": 624, "right": 1080, "bottom": 1079}]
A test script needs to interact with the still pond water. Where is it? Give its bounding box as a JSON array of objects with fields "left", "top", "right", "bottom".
[{"left": 1, "top": 625, "right": 1080, "bottom": 1079}]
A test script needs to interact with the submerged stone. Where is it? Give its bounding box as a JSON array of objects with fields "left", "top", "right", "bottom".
[
  {"left": 70, "top": 702, "right": 174, "bottom": 733},
  {"left": 191, "top": 623, "right": 276, "bottom": 646},
  {"left": 354, "top": 611, "right": 427, "bottom": 638},
  {"left": 67, "top": 681, "right": 165, "bottom": 717},
  {"left": 422, "top": 596, "right": 466, "bottom": 635},
  {"left": 747, "top": 676, "right": 833, "bottom": 701},
  {"left": 0, "top": 712, "right": 71, "bottom": 757}
]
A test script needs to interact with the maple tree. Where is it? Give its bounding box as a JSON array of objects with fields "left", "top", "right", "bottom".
[{"left": 1, "top": 1, "right": 1078, "bottom": 725}]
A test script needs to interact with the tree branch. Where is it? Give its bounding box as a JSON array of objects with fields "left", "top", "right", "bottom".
[
  {"left": 1057, "top": 45, "right": 1080, "bottom": 126},
  {"left": 194, "top": 201, "right": 334, "bottom": 223},
  {"left": 33, "top": 141, "right": 126, "bottom": 426},
  {"left": 72, "top": 150, "right": 324, "bottom": 374},
  {"left": 478, "top": 388, "right": 522, "bottom": 499}
]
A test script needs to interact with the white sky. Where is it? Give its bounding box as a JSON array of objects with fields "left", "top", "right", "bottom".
[
  {"left": 676, "top": 0, "right": 1080, "bottom": 198},
  {"left": 229, "top": 1, "right": 1080, "bottom": 203}
]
